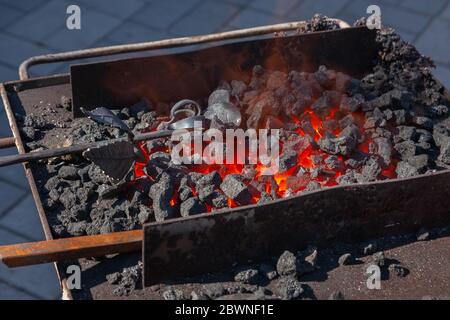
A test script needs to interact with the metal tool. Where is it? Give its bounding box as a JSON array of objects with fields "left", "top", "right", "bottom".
[{"left": 0, "top": 100, "right": 205, "bottom": 180}]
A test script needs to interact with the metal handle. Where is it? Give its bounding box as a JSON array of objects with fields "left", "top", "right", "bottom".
[{"left": 18, "top": 19, "right": 350, "bottom": 80}]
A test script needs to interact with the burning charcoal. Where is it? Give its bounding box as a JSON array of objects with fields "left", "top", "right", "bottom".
[
  {"left": 322, "top": 119, "right": 339, "bottom": 132},
  {"left": 324, "top": 155, "right": 343, "bottom": 170},
  {"left": 278, "top": 150, "right": 298, "bottom": 173},
  {"left": 205, "top": 102, "right": 241, "bottom": 128},
  {"left": 429, "top": 105, "right": 449, "bottom": 118},
  {"left": 190, "top": 290, "right": 209, "bottom": 300},
  {"left": 276, "top": 250, "right": 298, "bottom": 277},
  {"left": 286, "top": 175, "right": 310, "bottom": 191},
  {"left": 363, "top": 117, "right": 377, "bottom": 130},
  {"left": 180, "top": 197, "right": 206, "bottom": 217},
  {"left": 358, "top": 157, "right": 381, "bottom": 182},
  {"left": 413, "top": 116, "right": 433, "bottom": 130},
  {"left": 208, "top": 89, "right": 230, "bottom": 106},
  {"left": 257, "top": 192, "right": 273, "bottom": 205},
  {"left": 231, "top": 80, "right": 247, "bottom": 98},
  {"left": 234, "top": 268, "right": 260, "bottom": 285},
  {"left": 438, "top": 139, "right": 450, "bottom": 165},
  {"left": 305, "top": 181, "right": 321, "bottom": 192},
  {"left": 119, "top": 107, "right": 130, "bottom": 119},
  {"left": 340, "top": 94, "right": 364, "bottom": 113},
  {"left": 149, "top": 173, "right": 175, "bottom": 222},
  {"left": 259, "top": 263, "right": 277, "bottom": 280},
  {"left": 394, "top": 140, "right": 417, "bottom": 160},
  {"left": 394, "top": 109, "right": 406, "bottom": 125},
  {"left": 58, "top": 165, "right": 79, "bottom": 180},
  {"left": 396, "top": 161, "right": 419, "bottom": 178},
  {"left": 197, "top": 185, "right": 216, "bottom": 203},
  {"left": 196, "top": 171, "right": 222, "bottom": 189},
  {"left": 266, "top": 71, "right": 288, "bottom": 90},
  {"left": 220, "top": 174, "right": 252, "bottom": 205},
  {"left": 374, "top": 137, "right": 392, "bottom": 167},
  {"left": 275, "top": 276, "right": 304, "bottom": 300},
  {"left": 313, "top": 65, "right": 336, "bottom": 89},
  {"left": 88, "top": 164, "right": 112, "bottom": 184},
  {"left": 67, "top": 221, "right": 87, "bottom": 236},
  {"left": 202, "top": 283, "right": 226, "bottom": 299},
  {"left": 284, "top": 134, "right": 311, "bottom": 154},
  {"left": 318, "top": 134, "right": 356, "bottom": 157},
  {"left": 130, "top": 99, "right": 150, "bottom": 119},
  {"left": 144, "top": 152, "right": 171, "bottom": 177}
]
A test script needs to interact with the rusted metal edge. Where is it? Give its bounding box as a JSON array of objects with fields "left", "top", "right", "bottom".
[
  {"left": 0, "top": 230, "right": 142, "bottom": 267},
  {"left": 142, "top": 169, "right": 450, "bottom": 286},
  {"left": 18, "top": 19, "right": 350, "bottom": 80},
  {"left": 0, "top": 83, "right": 74, "bottom": 299}
]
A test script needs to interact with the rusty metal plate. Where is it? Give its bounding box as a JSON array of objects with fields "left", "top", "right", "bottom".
[
  {"left": 70, "top": 27, "right": 378, "bottom": 117},
  {"left": 143, "top": 170, "right": 450, "bottom": 286}
]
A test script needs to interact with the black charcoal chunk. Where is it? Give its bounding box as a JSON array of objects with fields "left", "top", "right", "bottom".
[
  {"left": 407, "top": 154, "right": 430, "bottom": 173},
  {"left": 340, "top": 94, "right": 364, "bottom": 113},
  {"left": 149, "top": 173, "right": 174, "bottom": 222},
  {"left": 208, "top": 89, "right": 230, "bottom": 106},
  {"left": 220, "top": 174, "right": 252, "bottom": 205},
  {"left": 180, "top": 197, "right": 206, "bottom": 217},
  {"left": 311, "top": 90, "right": 341, "bottom": 118},
  {"left": 278, "top": 150, "right": 298, "bottom": 173},
  {"left": 438, "top": 139, "right": 450, "bottom": 165},
  {"left": 388, "top": 264, "right": 409, "bottom": 277},
  {"left": 231, "top": 80, "right": 247, "bottom": 97},
  {"left": 234, "top": 268, "right": 260, "bottom": 285},
  {"left": 276, "top": 250, "right": 298, "bottom": 277},
  {"left": 130, "top": 98, "right": 150, "bottom": 118},
  {"left": 162, "top": 287, "right": 185, "bottom": 300},
  {"left": 318, "top": 134, "right": 356, "bottom": 156},
  {"left": 394, "top": 140, "right": 417, "bottom": 160},
  {"left": 196, "top": 171, "right": 222, "bottom": 189},
  {"left": 413, "top": 116, "right": 433, "bottom": 130},
  {"left": 275, "top": 276, "right": 304, "bottom": 300},
  {"left": 374, "top": 137, "right": 392, "bottom": 167},
  {"left": 58, "top": 166, "right": 79, "bottom": 180},
  {"left": 396, "top": 161, "right": 419, "bottom": 178}
]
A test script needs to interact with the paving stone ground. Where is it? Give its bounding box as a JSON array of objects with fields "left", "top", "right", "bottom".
[{"left": 0, "top": 0, "right": 449, "bottom": 299}]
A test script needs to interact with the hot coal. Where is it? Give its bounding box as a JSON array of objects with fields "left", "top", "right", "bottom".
[
  {"left": 220, "top": 174, "right": 252, "bottom": 205},
  {"left": 180, "top": 197, "right": 206, "bottom": 217}
]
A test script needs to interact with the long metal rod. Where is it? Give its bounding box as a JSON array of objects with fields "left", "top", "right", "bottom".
[
  {"left": 18, "top": 20, "right": 350, "bottom": 80},
  {"left": 0, "top": 230, "right": 142, "bottom": 267},
  {"left": 0, "top": 130, "right": 173, "bottom": 167}
]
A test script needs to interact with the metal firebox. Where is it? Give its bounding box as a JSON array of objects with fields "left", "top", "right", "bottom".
[{"left": 1, "top": 21, "right": 450, "bottom": 299}]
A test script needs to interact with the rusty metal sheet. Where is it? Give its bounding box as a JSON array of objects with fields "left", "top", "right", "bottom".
[
  {"left": 143, "top": 170, "right": 450, "bottom": 286},
  {"left": 70, "top": 27, "right": 378, "bottom": 117}
]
